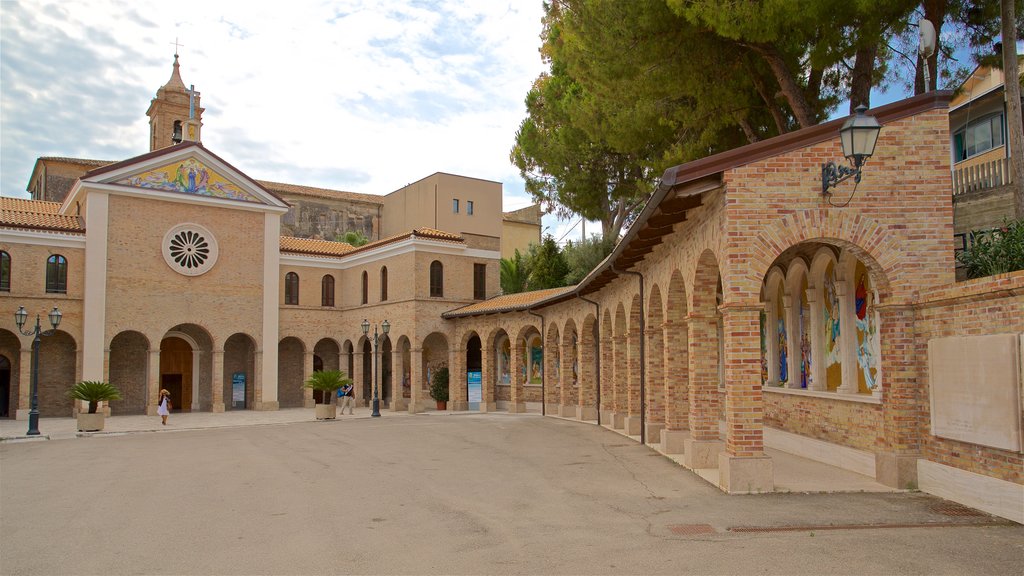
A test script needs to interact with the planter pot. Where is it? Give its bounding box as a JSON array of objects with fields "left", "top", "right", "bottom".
[
  {"left": 315, "top": 403, "right": 337, "bottom": 420},
  {"left": 77, "top": 412, "right": 105, "bottom": 432},
  {"left": 435, "top": 401, "right": 447, "bottom": 410}
]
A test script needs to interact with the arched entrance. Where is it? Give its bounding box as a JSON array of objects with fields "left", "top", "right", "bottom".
[
  {"left": 224, "top": 333, "right": 256, "bottom": 410},
  {"left": 361, "top": 339, "right": 372, "bottom": 406},
  {"left": 0, "top": 355, "right": 10, "bottom": 418},
  {"left": 313, "top": 338, "right": 341, "bottom": 404},
  {"left": 277, "top": 337, "right": 306, "bottom": 409},
  {"left": 421, "top": 332, "right": 449, "bottom": 411},
  {"left": 381, "top": 336, "right": 392, "bottom": 407},
  {"left": 109, "top": 330, "right": 150, "bottom": 415},
  {"left": 465, "top": 334, "right": 481, "bottom": 410},
  {"left": 160, "top": 336, "right": 194, "bottom": 413}
]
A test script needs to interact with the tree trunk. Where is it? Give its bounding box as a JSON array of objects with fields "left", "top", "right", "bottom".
[
  {"left": 1002, "top": 0, "right": 1024, "bottom": 219},
  {"left": 750, "top": 71, "right": 788, "bottom": 134},
  {"left": 850, "top": 45, "right": 877, "bottom": 112},
  {"left": 753, "top": 43, "right": 817, "bottom": 129}
]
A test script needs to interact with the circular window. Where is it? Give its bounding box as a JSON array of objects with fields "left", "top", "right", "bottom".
[{"left": 162, "top": 223, "right": 218, "bottom": 276}]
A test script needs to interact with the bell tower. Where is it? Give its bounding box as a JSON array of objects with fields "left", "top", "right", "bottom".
[{"left": 146, "top": 53, "right": 204, "bottom": 151}]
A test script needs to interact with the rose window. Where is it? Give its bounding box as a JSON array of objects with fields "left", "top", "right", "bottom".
[{"left": 162, "top": 223, "right": 218, "bottom": 276}]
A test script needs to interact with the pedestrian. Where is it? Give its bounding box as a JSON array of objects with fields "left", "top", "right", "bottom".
[
  {"left": 339, "top": 382, "right": 354, "bottom": 415},
  {"left": 158, "top": 389, "right": 172, "bottom": 425}
]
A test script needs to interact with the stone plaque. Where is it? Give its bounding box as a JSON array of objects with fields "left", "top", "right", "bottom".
[{"left": 929, "top": 334, "right": 1022, "bottom": 452}]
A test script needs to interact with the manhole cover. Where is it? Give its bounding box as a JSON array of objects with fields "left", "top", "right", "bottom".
[
  {"left": 668, "top": 524, "right": 716, "bottom": 535},
  {"left": 932, "top": 502, "right": 987, "bottom": 517}
]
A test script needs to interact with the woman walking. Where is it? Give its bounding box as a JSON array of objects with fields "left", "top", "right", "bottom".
[{"left": 157, "top": 389, "right": 172, "bottom": 425}]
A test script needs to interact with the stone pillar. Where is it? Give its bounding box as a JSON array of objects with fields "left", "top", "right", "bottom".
[
  {"left": 543, "top": 336, "right": 558, "bottom": 416},
  {"left": 683, "top": 313, "right": 723, "bottom": 469},
  {"left": 784, "top": 294, "right": 801, "bottom": 389},
  {"left": 644, "top": 325, "right": 665, "bottom": 444},
  {"left": 578, "top": 334, "right": 598, "bottom": 421},
  {"left": 559, "top": 342, "right": 576, "bottom": 418},
  {"left": 661, "top": 318, "right": 689, "bottom": 454},
  {"left": 837, "top": 281, "right": 859, "bottom": 394},
  {"left": 390, "top": 346, "right": 407, "bottom": 412},
  {"left": 611, "top": 335, "right": 626, "bottom": 429},
  {"left": 509, "top": 335, "right": 526, "bottom": 413},
  {"left": 875, "top": 303, "right": 921, "bottom": 489},
  {"left": 599, "top": 335, "right": 613, "bottom": 425},
  {"left": 254, "top": 350, "right": 279, "bottom": 411},
  {"left": 146, "top": 349, "right": 160, "bottom": 416},
  {"left": 15, "top": 347, "right": 32, "bottom": 420},
  {"left": 479, "top": 340, "right": 497, "bottom": 412},
  {"left": 624, "top": 330, "right": 642, "bottom": 436},
  {"left": 449, "top": 348, "right": 467, "bottom": 411},
  {"left": 806, "top": 289, "right": 825, "bottom": 391},
  {"left": 211, "top": 348, "right": 225, "bottom": 413},
  {"left": 409, "top": 348, "right": 424, "bottom": 413},
  {"left": 718, "top": 306, "right": 773, "bottom": 493},
  {"left": 303, "top": 351, "right": 315, "bottom": 408},
  {"left": 353, "top": 351, "right": 365, "bottom": 406}
]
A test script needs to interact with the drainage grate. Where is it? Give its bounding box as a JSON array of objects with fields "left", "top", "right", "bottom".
[
  {"left": 668, "top": 524, "right": 716, "bottom": 536},
  {"left": 932, "top": 502, "right": 988, "bottom": 517}
]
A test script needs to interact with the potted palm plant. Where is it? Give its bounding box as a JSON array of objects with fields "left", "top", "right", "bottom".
[
  {"left": 67, "top": 381, "right": 122, "bottom": 432},
  {"left": 429, "top": 367, "right": 449, "bottom": 410},
  {"left": 304, "top": 370, "right": 352, "bottom": 420}
]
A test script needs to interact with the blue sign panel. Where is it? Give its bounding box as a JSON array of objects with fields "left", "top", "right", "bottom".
[
  {"left": 467, "top": 371, "right": 482, "bottom": 410},
  {"left": 231, "top": 372, "right": 246, "bottom": 409}
]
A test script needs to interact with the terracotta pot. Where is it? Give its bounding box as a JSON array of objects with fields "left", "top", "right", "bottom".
[
  {"left": 315, "top": 403, "right": 337, "bottom": 420},
  {"left": 436, "top": 401, "right": 447, "bottom": 410},
  {"left": 77, "top": 412, "right": 105, "bottom": 432}
]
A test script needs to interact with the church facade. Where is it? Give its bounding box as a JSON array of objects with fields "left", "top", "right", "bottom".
[{"left": 0, "top": 59, "right": 1020, "bottom": 523}]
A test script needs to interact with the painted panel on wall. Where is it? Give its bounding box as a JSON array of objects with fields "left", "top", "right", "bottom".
[
  {"left": 799, "top": 276, "right": 811, "bottom": 389},
  {"left": 823, "top": 262, "right": 842, "bottom": 391},
  {"left": 119, "top": 157, "right": 262, "bottom": 203},
  {"left": 776, "top": 288, "right": 788, "bottom": 384},
  {"left": 854, "top": 261, "right": 878, "bottom": 393}
]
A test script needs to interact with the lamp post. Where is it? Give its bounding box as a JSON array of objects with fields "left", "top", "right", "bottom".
[
  {"left": 14, "top": 306, "right": 63, "bottom": 436},
  {"left": 361, "top": 318, "right": 390, "bottom": 418},
  {"left": 822, "top": 104, "right": 882, "bottom": 196}
]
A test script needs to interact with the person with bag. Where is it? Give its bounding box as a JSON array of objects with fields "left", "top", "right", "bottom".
[
  {"left": 157, "top": 389, "right": 172, "bottom": 425},
  {"left": 338, "top": 382, "right": 354, "bottom": 415}
]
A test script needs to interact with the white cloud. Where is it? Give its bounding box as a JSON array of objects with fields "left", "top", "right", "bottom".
[{"left": 0, "top": 0, "right": 554, "bottom": 225}]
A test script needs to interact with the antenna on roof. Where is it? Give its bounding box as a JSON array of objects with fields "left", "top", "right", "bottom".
[{"left": 919, "top": 19, "right": 937, "bottom": 92}]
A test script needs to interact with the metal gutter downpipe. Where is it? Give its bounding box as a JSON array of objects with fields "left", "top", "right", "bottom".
[
  {"left": 576, "top": 294, "right": 601, "bottom": 426},
  {"left": 526, "top": 309, "right": 546, "bottom": 416},
  {"left": 610, "top": 264, "right": 645, "bottom": 446}
]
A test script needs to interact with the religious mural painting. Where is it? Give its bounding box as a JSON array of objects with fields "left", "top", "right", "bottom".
[
  {"left": 854, "top": 261, "right": 878, "bottom": 393},
  {"left": 119, "top": 158, "right": 262, "bottom": 203},
  {"left": 799, "top": 275, "right": 811, "bottom": 389},
  {"left": 823, "top": 261, "right": 842, "bottom": 391}
]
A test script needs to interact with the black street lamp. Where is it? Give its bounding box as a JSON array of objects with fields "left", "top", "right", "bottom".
[
  {"left": 14, "top": 306, "right": 63, "bottom": 436},
  {"left": 822, "top": 104, "right": 882, "bottom": 195},
  {"left": 361, "top": 318, "right": 390, "bottom": 418}
]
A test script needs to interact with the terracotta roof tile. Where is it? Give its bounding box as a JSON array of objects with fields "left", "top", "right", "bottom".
[
  {"left": 39, "top": 157, "right": 115, "bottom": 168},
  {"left": 443, "top": 286, "right": 576, "bottom": 318},
  {"left": 0, "top": 197, "right": 62, "bottom": 213},
  {"left": 280, "top": 236, "right": 356, "bottom": 257},
  {"left": 258, "top": 180, "right": 383, "bottom": 205},
  {"left": 0, "top": 207, "right": 83, "bottom": 233},
  {"left": 341, "top": 228, "right": 464, "bottom": 257}
]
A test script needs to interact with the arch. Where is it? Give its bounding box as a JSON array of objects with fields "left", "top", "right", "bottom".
[
  {"left": 516, "top": 323, "right": 543, "bottom": 411},
  {"left": 421, "top": 332, "right": 450, "bottom": 411},
  {"left": 689, "top": 249, "right": 723, "bottom": 442},
  {"left": 380, "top": 266, "right": 388, "bottom": 301},
  {"left": 626, "top": 293, "right": 642, "bottom": 423},
  {"left": 561, "top": 318, "right": 579, "bottom": 411},
  {"left": 321, "top": 274, "right": 335, "bottom": 307},
  {"left": 108, "top": 330, "right": 150, "bottom": 415},
  {"left": 37, "top": 330, "right": 76, "bottom": 416},
  {"left": 600, "top": 308, "right": 614, "bottom": 417},
  {"left": 578, "top": 313, "right": 598, "bottom": 419},
  {"left": 465, "top": 333, "right": 482, "bottom": 408},
  {"left": 487, "top": 327, "right": 512, "bottom": 405},
  {"left": 342, "top": 340, "right": 354, "bottom": 381},
  {"left": 664, "top": 269, "right": 690, "bottom": 433},
  {"left": 285, "top": 272, "right": 299, "bottom": 305},
  {"left": 544, "top": 323, "right": 560, "bottom": 411},
  {"left": 360, "top": 338, "right": 372, "bottom": 404},
  {"left": 380, "top": 335, "right": 393, "bottom": 406},
  {"left": 430, "top": 260, "right": 444, "bottom": 297},
  {"left": 312, "top": 338, "right": 341, "bottom": 404},
  {"left": 277, "top": 336, "right": 306, "bottom": 408},
  {"left": 764, "top": 266, "right": 788, "bottom": 387},
  {"left": 395, "top": 335, "right": 412, "bottom": 406},
  {"left": 612, "top": 302, "right": 628, "bottom": 420},
  {"left": 785, "top": 258, "right": 812, "bottom": 389},
  {"left": 224, "top": 332, "right": 257, "bottom": 410},
  {"left": 162, "top": 324, "right": 213, "bottom": 412}
]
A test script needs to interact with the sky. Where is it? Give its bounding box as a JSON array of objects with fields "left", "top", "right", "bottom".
[{"left": 0, "top": 0, "right": 594, "bottom": 241}]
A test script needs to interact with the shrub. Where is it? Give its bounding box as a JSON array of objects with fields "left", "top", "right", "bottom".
[
  {"left": 67, "top": 381, "right": 122, "bottom": 414},
  {"left": 429, "top": 367, "right": 449, "bottom": 402},
  {"left": 958, "top": 219, "right": 1024, "bottom": 279},
  {"left": 303, "top": 370, "right": 352, "bottom": 404}
]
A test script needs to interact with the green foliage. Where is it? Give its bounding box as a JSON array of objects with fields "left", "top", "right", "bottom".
[
  {"left": 957, "top": 219, "right": 1024, "bottom": 279},
  {"left": 563, "top": 234, "right": 614, "bottom": 286},
  {"left": 429, "top": 367, "right": 449, "bottom": 403},
  {"left": 335, "top": 230, "right": 369, "bottom": 247},
  {"left": 303, "top": 370, "right": 352, "bottom": 404},
  {"left": 500, "top": 248, "right": 531, "bottom": 294},
  {"left": 67, "top": 381, "right": 122, "bottom": 414},
  {"left": 529, "top": 235, "right": 570, "bottom": 290}
]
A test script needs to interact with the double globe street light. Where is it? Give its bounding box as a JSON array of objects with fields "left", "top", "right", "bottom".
[
  {"left": 361, "top": 318, "right": 390, "bottom": 418},
  {"left": 14, "top": 306, "right": 63, "bottom": 436}
]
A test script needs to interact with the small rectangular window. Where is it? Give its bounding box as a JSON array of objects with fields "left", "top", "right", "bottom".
[
  {"left": 473, "top": 263, "right": 486, "bottom": 300},
  {"left": 453, "top": 199, "right": 459, "bottom": 214},
  {"left": 467, "top": 200, "right": 474, "bottom": 215}
]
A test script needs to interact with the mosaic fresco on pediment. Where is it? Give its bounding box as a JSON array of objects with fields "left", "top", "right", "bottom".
[{"left": 117, "top": 157, "right": 262, "bottom": 203}]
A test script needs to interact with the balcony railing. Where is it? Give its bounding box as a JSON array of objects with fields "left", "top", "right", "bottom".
[{"left": 952, "top": 157, "right": 1013, "bottom": 196}]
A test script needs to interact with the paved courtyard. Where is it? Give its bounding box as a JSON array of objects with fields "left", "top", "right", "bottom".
[{"left": 1, "top": 412, "right": 1021, "bottom": 575}]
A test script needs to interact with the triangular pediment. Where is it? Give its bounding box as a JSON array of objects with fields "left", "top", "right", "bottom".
[{"left": 67, "top": 142, "right": 289, "bottom": 212}]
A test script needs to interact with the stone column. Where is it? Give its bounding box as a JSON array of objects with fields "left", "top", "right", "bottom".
[
  {"left": 559, "top": 342, "right": 576, "bottom": 418},
  {"left": 15, "top": 347, "right": 32, "bottom": 420},
  {"left": 874, "top": 303, "right": 921, "bottom": 489},
  {"left": 390, "top": 346, "right": 407, "bottom": 412},
  {"left": 353, "top": 351, "right": 365, "bottom": 406},
  {"left": 408, "top": 348, "right": 424, "bottom": 413},
  {"left": 644, "top": 325, "right": 665, "bottom": 444},
  {"left": 599, "top": 335, "right": 613, "bottom": 425},
  {"left": 837, "top": 281, "right": 859, "bottom": 394},
  {"left": 683, "top": 312, "right": 723, "bottom": 469},
  {"left": 624, "top": 330, "right": 642, "bottom": 436},
  {"left": 784, "top": 294, "right": 801, "bottom": 389},
  {"left": 718, "top": 305, "right": 773, "bottom": 493},
  {"left": 806, "top": 289, "right": 826, "bottom": 391},
  {"left": 144, "top": 349, "right": 161, "bottom": 416},
  {"left": 578, "top": 334, "right": 597, "bottom": 421},
  {"left": 543, "top": 337, "right": 558, "bottom": 416},
  {"left": 303, "top": 351, "right": 315, "bottom": 408},
  {"left": 211, "top": 348, "right": 225, "bottom": 413},
  {"left": 661, "top": 318, "right": 689, "bottom": 454},
  {"left": 449, "top": 348, "right": 467, "bottom": 411},
  {"left": 480, "top": 340, "right": 497, "bottom": 412},
  {"left": 611, "top": 335, "right": 626, "bottom": 429},
  {"left": 509, "top": 336, "right": 526, "bottom": 413},
  {"left": 254, "top": 350, "right": 279, "bottom": 411}
]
